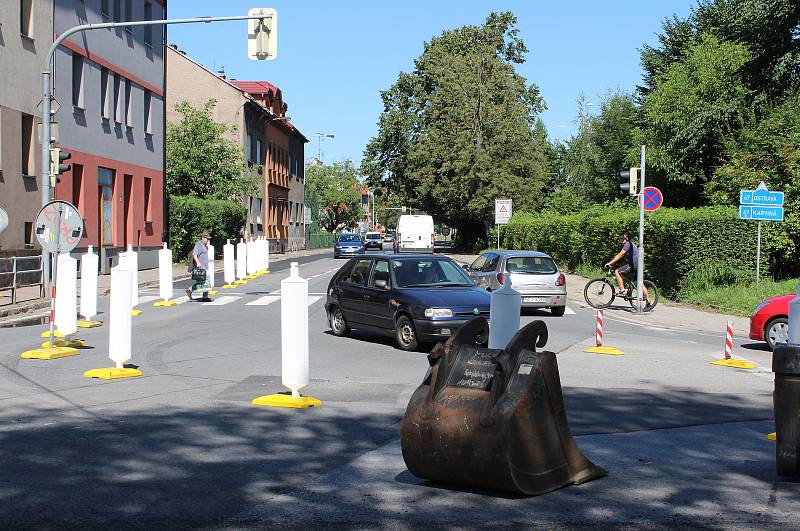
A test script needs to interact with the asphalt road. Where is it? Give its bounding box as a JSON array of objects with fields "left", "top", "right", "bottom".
[{"left": 0, "top": 252, "right": 795, "bottom": 528}]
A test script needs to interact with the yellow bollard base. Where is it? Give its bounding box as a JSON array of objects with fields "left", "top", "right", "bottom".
[
  {"left": 244, "top": 275, "right": 257, "bottom": 280},
  {"left": 131, "top": 309, "right": 143, "bottom": 316},
  {"left": 768, "top": 432, "right": 776, "bottom": 441},
  {"left": 208, "top": 290, "right": 219, "bottom": 296},
  {"left": 710, "top": 358, "right": 757, "bottom": 369},
  {"left": 40, "top": 339, "right": 86, "bottom": 349},
  {"left": 252, "top": 394, "right": 322, "bottom": 409},
  {"left": 84, "top": 367, "right": 143, "bottom": 380},
  {"left": 40, "top": 330, "right": 65, "bottom": 339},
  {"left": 77, "top": 320, "right": 103, "bottom": 328},
  {"left": 584, "top": 346, "right": 624, "bottom": 355},
  {"left": 153, "top": 300, "right": 177, "bottom": 307},
  {"left": 234, "top": 280, "right": 247, "bottom": 285},
  {"left": 20, "top": 346, "right": 80, "bottom": 359},
  {"left": 222, "top": 284, "right": 237, "bottom": 289}
]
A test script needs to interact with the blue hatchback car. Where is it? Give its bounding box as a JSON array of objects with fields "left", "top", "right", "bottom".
[
  {"left": 325, "top": 254, "right": 491, "bottom": 350},
  {"left": 334, "top": 232, "right": 365, "bottom": 259}
]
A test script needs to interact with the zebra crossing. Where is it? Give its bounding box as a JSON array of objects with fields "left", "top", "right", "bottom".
[{"left": 135, "top": 289, "right": 325, "bottom": 309}]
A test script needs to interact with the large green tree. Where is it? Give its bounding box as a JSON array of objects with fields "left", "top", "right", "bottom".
[
  {"left": 305, "top": 161, "right": 363, "bottom": 233},
  {"left": 166, "top": 99, "right": 257, "bottom": 200},
  {"left": 361, "top": 12, "right": 552, "bottom": 245}
]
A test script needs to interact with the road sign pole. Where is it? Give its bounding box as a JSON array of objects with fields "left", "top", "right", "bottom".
[
  {"left": 636, "top": 146, "right": 646, "bottom": 313},
  {"left": 46, "top": 203, "right": 63, "bottom": 350},
  {"left": 756, "top": 221, "right": 762, "bottom": 285}
]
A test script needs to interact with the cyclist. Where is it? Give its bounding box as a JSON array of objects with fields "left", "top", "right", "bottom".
[{"left": 605, "top": 230, "right": 639, "bottom": 296}]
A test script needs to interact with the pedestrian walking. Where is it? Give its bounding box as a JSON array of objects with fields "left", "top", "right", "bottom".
[{"left": 187, "top": 231, "right": 211, "bottom": 300}]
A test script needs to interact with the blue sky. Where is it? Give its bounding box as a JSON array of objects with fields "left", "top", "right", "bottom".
[{"left": 168, "top": 1, "right": 698, "bottom": 166}]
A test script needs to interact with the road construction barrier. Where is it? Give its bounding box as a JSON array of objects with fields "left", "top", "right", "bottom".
[
  {"left": 252, "top": 262, "right": 321, "bottom": 408},
  {"left": 584, "top": 309, "right": 623, "bottom": 355},
  {"left": 710, "top": 320, "right": 756, "bottom": 369},
  {"left": 401, "top": 318, "right": 607, "bottom": 495},
  {"left": 246, "top": 238, "right": 257, "bottom": 278},
  {"left": 263, "top": 237, "right": 270, "bottom": 273},
  {"left": 773, "top": 341, "right": 800, "bottom": 477},
  {"left": 236, "top": 239, "right": 247, "bottom": 284},
  {"left": 153, "top": 243, "right": 176, "bottom": 307},
  {"left": 223, "top": 239, "right": 236, "bottom": 288},
  {"left": 78, "top": 246, "right": 101, "bottom": 327},
  {"left": 488, "top": 274, "right": 520, "bottom": 349},
  {"left": 84, "top": 263, "right": 142, "bottom": 380}
]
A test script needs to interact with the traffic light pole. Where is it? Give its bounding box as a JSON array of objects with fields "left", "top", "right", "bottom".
[
  {"left": 40, "top": 12, "right": 273, "bottom": 288},
  {"left": 636, "top": 145, "right": 646, "bottom": 313}
]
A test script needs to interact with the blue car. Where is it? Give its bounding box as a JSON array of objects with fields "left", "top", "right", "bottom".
[
  {"left": 334, "top": 232, "right": 365, "bottom": 259},
  {"left": 325, "top": 254, "right": 490, "bottom": 351}
]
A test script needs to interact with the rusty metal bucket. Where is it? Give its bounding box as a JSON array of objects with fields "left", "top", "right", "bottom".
[{"left": 400, "top": 317, "right": 607, "bottom": 495}]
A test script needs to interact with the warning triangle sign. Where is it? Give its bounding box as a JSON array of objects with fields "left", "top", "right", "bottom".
[{"left": 499, "top": 205, "right": 508, "bottom": 213}]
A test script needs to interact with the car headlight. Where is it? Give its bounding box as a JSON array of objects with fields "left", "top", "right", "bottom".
[
  {"left": 425, "top": 308, "right": 453, "bottom": 318},
  {"left": 752, "top": 300, "right": 771, "bottom": 316}
]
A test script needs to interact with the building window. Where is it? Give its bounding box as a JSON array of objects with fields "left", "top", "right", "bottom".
[
  {"left": 247, "top": 134, "right": 253, "bottom": 163},
  {"left": 100, "top": 68, "right": 111, "bottom": 119},
  {"left": 124, "top": 80, "right": 132, "bottom": 127},
  {"left": 124, "top": 0, "right": 132, "bottom": 23},
  {"left": 72, "top": 164, "right": 83, "bottom": 209},
  {"left": 72, "top": 54, "right": 84, "bottom": 108},
  {"left": 144, "top": 2, "right": 153, "bottom": 46},
  {"left": 21, "top": 0, "right": 33, "bottom": 38},
  {"left": 113, "top": 0, "right": 121, "bottom": 23},
  {"left": 114, "top": 74, "right": 122, "bottom": 124},
  {"left": 256, "top": 198, "right": 262, "bottom": 224},
  {"left": 21, "top": 113, "right": 34, "bottom": 176},
  {"left": 144, "top": 177, "right": 152, "bottom": 221},
  {"left": 144, "top": 90, "right": 153, "bottom": 135},
  {"left": 101, "top": 0, "right": 110, "bottom": 18},
  {"left": 24, "top": 222, "right": 33, "bottom": 248}
]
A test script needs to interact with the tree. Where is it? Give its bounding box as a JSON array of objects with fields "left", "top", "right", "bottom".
[
  {"left": 166, "top": 100, "right": 257, "bottom": 200},
  {"left": 305, "top": 161, "right": 363, "bottom": 233},
  {"left": 361, "top": 12, "right": 553, "bottom": 246}
]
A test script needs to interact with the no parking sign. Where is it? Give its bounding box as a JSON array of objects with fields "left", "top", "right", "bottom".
[{"left": 638, "top": 187, "right": 664, "bottom": 212}]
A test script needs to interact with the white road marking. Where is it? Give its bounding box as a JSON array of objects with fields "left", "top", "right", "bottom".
[
  {"left": 173, "top": 296, "right": 190, "bottom": 305},
  {"left": 205, "top": 296, "right": 240, "bottom": 306},
  {"left": 137, "top": 295, "right": 160, "bottom": 304},
  {"left": 246, "top": 295, "right": 280, "bottom": 306},
  {"left": 564, "top": 306, "right": 576, "bottom": 315},
  {"left": 307, "top": 295, "right": 321, "bottom": 306}
]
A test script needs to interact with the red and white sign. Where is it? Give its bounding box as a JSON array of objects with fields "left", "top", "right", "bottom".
[
  {"left": 495, "top": 198, "right": 512, "bottom": 224},
  {"left": 638, "top": 186, "right": 664, "bottom": 212}
]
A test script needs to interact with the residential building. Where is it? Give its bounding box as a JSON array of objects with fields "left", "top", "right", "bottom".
[{"left": 51, "top": 0, "right": 167, "bottom": 272}]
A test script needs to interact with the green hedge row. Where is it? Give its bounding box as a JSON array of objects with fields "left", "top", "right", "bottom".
[
  {"left": 169, "top": 195, "right": 247, "bottom": 261},
  {"left": 501, "top": 206, "right": 762, "bottom": 296}
]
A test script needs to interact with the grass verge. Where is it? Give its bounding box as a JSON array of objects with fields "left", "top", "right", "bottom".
[{"left": 677, "top": 278, "right": 797, "bottom": 316}]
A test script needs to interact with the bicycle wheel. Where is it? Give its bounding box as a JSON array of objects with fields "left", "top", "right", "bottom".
[
  {"left": 584, "top": 278, "right": 615, "bottom": 309},
  {"left": 628, "top": 280, "right": 659, "bottom": 312}
]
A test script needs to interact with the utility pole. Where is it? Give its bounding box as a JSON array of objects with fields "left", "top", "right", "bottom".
[
  {"left": 315, "top": 132, "right": 334, "bottom": 161},
  {"left": 636, "top": 145, "right": 646, "bottom": 313}
]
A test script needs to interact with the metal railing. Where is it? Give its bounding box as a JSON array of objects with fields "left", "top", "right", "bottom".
[{"left": 0, "top": 256, "right": 44, "bottom": 304}]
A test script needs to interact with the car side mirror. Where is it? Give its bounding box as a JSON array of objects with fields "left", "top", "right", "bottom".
[
  {"left": 374, "top": 279, "right": 389, "bottom": 290},
  {"left": 461, "top": 265, "right": 470, "bottom": 271}
]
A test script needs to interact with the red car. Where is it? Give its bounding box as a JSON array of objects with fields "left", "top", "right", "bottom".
[{"left": 749, "top": 295, "right": 791, "bottom": 350}]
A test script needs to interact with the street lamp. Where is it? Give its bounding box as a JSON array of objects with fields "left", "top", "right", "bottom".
[{"left": 315, "top": 132, "right": 334, "bottom": 161}]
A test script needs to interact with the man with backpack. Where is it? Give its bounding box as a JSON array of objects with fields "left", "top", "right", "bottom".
[
  {"left": 187, "top": 231, "right": 210, "bottom": 301},
  {"left": 605, "top": 230, "right": 638, "bottom": 296}
]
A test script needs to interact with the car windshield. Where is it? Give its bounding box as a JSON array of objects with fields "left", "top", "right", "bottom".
[
  {"left": 338, "top": 234, "right": 361, "bottom": 243},
  {"left": 365, "top": 233, "right": 381, "bottom": 239},
  {"left": 393, "top": 258, "right": 474, "bottom": 288},
  {"left": 505, "top": 256, "right": 558, "bottom": 275}
]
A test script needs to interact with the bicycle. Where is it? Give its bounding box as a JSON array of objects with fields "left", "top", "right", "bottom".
[{"left": 583, "top": 267, "right": 659, "bottom": 311}]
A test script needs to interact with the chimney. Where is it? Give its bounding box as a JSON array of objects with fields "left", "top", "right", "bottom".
[{"left": 217, "top": 68, "right": 226, "bottom": 80}]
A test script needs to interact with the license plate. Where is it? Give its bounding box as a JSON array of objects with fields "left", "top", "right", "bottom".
[{"left": 523, "top": 297, "right": 547, "bottom": 303}]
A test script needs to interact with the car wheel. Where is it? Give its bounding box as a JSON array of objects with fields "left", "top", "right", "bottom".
[
  {"left": 395, "top": 315, "right": 419, "bottom": 351},
  {"left": 330, "top": 306, "right": 350, "bottom": 337},
  {"left": 765, "top": 317, "right": 789, "bottom": 350},
  {"left": 551, "top": 306, "right": 566, "bottom": 317}
]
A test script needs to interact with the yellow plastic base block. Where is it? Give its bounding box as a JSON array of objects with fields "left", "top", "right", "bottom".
[
  {"left": 252, "top": 394, "right": 322, "bottom": 409},
  {"left": 208, "top": 290, "right": 219, "bottom": 296},
  {"left": 234, "top": 280, "right": 247, "bottom": 285},
  {"left": 40, "top": 339, "right": 85, "bottom": 349},
  {"left": 153, "top": 300, "right": 177, "bottom": 307},
  {"left": 20, "top": 346, "right": 80, "bottom": 359},
  {"left": 768, "top": 432, "right": 776, "bottom": 441},
  {"left": 244, "top": 275, "right": 258, "bottom": 280},
  {"left": 40, "top": 330, "right": 65, "bottom": 338},
  {"left": 710, "top": 358, "right": 757, "bottom": 369},
  {"left": 222, "top": 284, "right": 237, "bottom": 289},
  {"left": 84, "top": 367, "right": 143, "bottom": 380},
  {"left": 131, "top": 309, "right": 143, "bottom": 317},
  {"left": 77, "top": 320, "right": 102, "bottom": 328},
  {"left": 584, "top": 346, "right": 624, "bottom": 355}
]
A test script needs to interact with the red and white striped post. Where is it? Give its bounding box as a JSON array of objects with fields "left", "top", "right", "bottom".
[
  {"left": 723, "top": 320, "right": 733, "bottom": 360},
  {"left": 595, "top": 309, "right": 604, "bottom": 347}
]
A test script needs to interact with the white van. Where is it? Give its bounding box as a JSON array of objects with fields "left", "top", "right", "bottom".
[{"left": 395, "top": 215, "right": 435, "bottom": 254}]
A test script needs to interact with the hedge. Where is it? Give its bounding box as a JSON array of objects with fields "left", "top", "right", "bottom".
[
  {"left": 501, "top": 206, "right": 762, "bottom": 296},
  {"left": 169, "top": 195, "right": 247, "bottom": 261}
]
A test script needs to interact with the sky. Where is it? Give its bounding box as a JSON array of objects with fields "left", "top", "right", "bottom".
[{"left": 168, "top": 1, "right": 699, "bottom": 167}]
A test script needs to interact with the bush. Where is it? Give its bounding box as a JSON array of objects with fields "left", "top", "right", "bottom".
[
  {"left": 502, "top": 205, "right": 761, "bottom": 296},
  {"left": 169, "top": 195, "right": 247, "bottom": 261}
]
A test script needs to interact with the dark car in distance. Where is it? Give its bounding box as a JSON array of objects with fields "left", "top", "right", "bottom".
[
  {"left": 334, "top": 233, "right": 365, "bottom": 259},
  {"left": 325, "top": 254, "right": 490, "bottom": 351}
]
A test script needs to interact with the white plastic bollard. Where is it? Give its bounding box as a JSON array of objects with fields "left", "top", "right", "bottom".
[
  {"left": 281, "top": 262, "right": 309, "bottom": 397},
  {"left": 207, "top": 242, "right": 215, "bottom": 289},
  {"left": 236, "top": 239, "right": 247, "bottom": 280},
  {"left": 126, "top": 244, "right": 139, "bottom": 307},
  {"left": 255, "top": 237, "right": 263, "bottom": 272},
  {"left": 264, "top": 237, "right": 270, "bottom": 272},
  {"left": 246, "top": 238, "right": 256, "bottom": 276},
  {"left": 54, "top": 253, "right": 78, "bottom": 337},
  {"left": 80, "top": 246, "right": 98, "bottom": 322},
  {"left": 158, "top": 243, "right": 173, "bottom": 301},
  {"left": 109, "top": 263, "right": 132, "bottom": 368},
  {"left": 223, "top": 239, "right": 235, "bottom": 286},
  {"left": 488, "top": 275, "right": 521, "bottom": 349},
  {"left": 789, "top": 283, "right": 800, "bottom": 344}
]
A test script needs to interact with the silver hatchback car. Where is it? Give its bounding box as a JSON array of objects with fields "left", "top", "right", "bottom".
[{"left": 464, "top": 251, "right": 567, "bottom": 316}]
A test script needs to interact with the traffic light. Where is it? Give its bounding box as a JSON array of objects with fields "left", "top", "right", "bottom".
[
  {"left": 49, "top": 147, "right": 71, "bottom": 187},
  {"left": 247, "top": 8, "right": 278, "bottom": 60},
  {"left": 619, "top": 167, "right": 639, "bottom": 195}
]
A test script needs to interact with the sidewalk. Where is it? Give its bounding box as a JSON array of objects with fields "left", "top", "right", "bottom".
[{"left": 0, "top": 247, "right": 331, "bottom": 321}]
